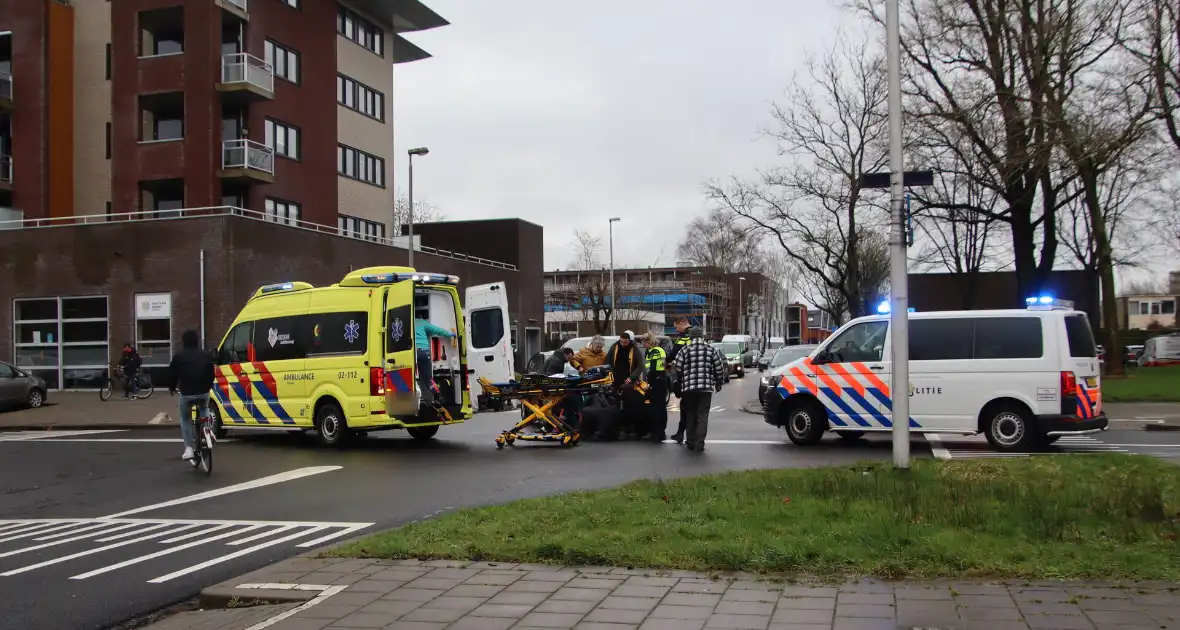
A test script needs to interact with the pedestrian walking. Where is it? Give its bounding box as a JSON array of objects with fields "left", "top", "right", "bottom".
[
  {"left": 667, "top": 316, "right": 692, "bottom": 443},
  {"left": 670, "top": 326, "right": 726, "bottom": 452}
]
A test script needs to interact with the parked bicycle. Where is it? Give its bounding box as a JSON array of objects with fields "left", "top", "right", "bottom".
[{"left": 98, "top": 365, "right": 155, "bottom": 401}]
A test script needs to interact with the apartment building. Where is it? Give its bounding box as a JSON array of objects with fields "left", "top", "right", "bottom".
[{"left": 0, "top": 0, "right": 445, "bottom": 235}]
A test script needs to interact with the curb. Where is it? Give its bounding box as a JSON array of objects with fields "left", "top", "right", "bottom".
[
  {"left": 199, "top": 586, "right": 316, "bottom": 609},
  {"left": 1144, "top": 423, "right": 1180, "bottom": 432}
]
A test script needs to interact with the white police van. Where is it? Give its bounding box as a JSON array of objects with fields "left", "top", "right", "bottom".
[{"left": 762, "top": 298, "right": 1107, "bottom": 452}]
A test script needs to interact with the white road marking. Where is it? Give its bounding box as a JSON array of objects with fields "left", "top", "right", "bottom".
[
  {"left": 97, "top": 523, "right": 193, "bottom": 542},
  {"left": 0, "top": 526, "right": 188, "bottom": 575},
  {"left": 229, "top": 525, "right": 296, "bottom": 546},
  {"left": 100, "top": 466, "right": 343, "bottom": 519},
  {"left": 148, "top": 413, "right": 169, "bottom": 425},
  {"left": 0, "top": 521, "right": 84, "bottom": 543},
  {"left": 235, "top": 583, "right": 349, "bottom": 630},
  {"left": 69, "top": 525, "right": 268, "bottom": 580},
  {"left": 35, "top": 521, "right": 135, "bottom": 541},
  {"left": 926, "top": 434, "right": 952, "bottom": 460},
  {"left": 160, "top": 524, "right": 236, "bottom": 543},
  {"left": 929, "top": 433, "right": 1145, "bottom": 460},
  {"left": 148, "top": 526, "right": 330, "bottom": 583},
  {"left": 295, "top": 524, "right": 372, "bottom": 548},
  {"left": 0, "top": 523, "right": 138, "bottom": 558},
  {"left": 0, "top": 430, "right": 127, "bottom": 442}
]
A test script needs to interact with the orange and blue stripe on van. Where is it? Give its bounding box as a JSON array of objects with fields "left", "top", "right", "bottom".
[{"left": 775, "top": 357, "right": 922, "bottom": 429}]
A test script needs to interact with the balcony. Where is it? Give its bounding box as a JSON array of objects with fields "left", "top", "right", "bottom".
[
  {"left": 218, "top": 139, "right": 275, "bottom": 184},
  {"left": 0, "top": 154, "right": 11, "bottom": 188},
  {"left": 215, "top": 0, "right": 248, "bottom": 21},
  {"left": 216, "top": 53, "right": 273, "bottom": 101},
  {"left": 0, "top": 71, "right": 11, "bottom": 110}
]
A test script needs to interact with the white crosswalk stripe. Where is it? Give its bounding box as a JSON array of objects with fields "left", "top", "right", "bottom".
[
  {"left": 666, "top": 406, "right": 725, "bottom": 413},
  {"left": 0, "top": 518, "right": 372, "bottom": 583},
  {"left": 928, "top": 433, "right": 1131, "bottom": 459},
  {"left": 0, "top": 430, "right": 128, "bottom": 442}
]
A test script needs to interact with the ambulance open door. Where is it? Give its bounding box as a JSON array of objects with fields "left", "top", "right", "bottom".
[
  {"left": 465, "top": 282, "right": 514, "bottom": 406},
  {"left": 383, "top": 281, "right": 419, "bottom": 418}
]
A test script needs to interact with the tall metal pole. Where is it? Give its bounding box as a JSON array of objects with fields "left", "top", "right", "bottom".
[
  {"left": 887, "top": 0, "right": 910, "bottom": 469},
  {"left": 738, "top": 277, "right": 746, "bottom": 335},
  {"left": 407, "top": 156, "right": 415, "bottom": 268},
  {"left": 609, "top": 219, "right": 617, "bottom": 336}
]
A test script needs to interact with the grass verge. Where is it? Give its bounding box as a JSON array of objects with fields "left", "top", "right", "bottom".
[
  {"left": 1103, "top": 365, "right": 1180, "bottom": 402},
  {"left": 330, "top": 455, "right": 1180, "bottom": 581}
]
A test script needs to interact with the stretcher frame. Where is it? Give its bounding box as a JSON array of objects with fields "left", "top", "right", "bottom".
[{"left": 479, "top": 371, "right": 628, "bottom": 448}]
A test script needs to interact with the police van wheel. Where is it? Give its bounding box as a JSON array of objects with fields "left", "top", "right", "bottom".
[
  {"left": 983, "top": 404, "right": 1035, "bottom": 452},
  {"left": 784, "top": 399, "right": 826, "bottom": 445},
  {"left": 315, "top": 402, "right": 349, "bottom": 447}
]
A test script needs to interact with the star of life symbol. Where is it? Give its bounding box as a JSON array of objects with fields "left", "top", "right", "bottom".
[
  {"left": 391, "top": 318, "right": 405, "bottom": 342},
  {"left": 344, "top": 320, "right": 361, "bottom": 344},
  {"left": 267, "top": 327, "right": 279, "bottom": 348}
]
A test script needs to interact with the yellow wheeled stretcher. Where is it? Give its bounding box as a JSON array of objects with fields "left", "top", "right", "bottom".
[{"left": 479, "top": 366, "right": 621, "bottom": 448}]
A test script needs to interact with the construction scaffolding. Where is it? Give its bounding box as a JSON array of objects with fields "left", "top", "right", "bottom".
[{"left": 544, "top": 268, "right": 734, "bottom": 341}]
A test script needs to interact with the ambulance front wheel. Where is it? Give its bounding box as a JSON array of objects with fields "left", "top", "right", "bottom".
[
  {"left": 315, "top": 401, "right": 349, "bottom": 447},
  {"left": 783, "top": 398, "right": 827, "bottom": 445}
]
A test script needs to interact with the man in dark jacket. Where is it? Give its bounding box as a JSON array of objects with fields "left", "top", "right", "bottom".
[
  {"left": 168, "top": 329, "right": 216, "bottom": 460},
  {"left": 118, "top": 343, "right": 143, "bottom": 399},
  {"left": 543, "top": 348, "right": 574, "bottom": 375},
  {"left": 671, "top": 326, "right": 726, "bottom": 452},
  {"left": 607, "top": 332, "right": 644, "bottom": 386}
]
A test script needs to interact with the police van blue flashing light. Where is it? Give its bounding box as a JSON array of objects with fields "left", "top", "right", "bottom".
[
  {"left": 1025, "top": 295, "right": 1075, "bottom": 310},
  {"left": 876, "top": 301, "right": 915, "bottom": 314}
]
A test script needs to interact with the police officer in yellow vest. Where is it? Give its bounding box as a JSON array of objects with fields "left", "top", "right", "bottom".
[
  {"left": 667, "top": 316, "right": 692, "bottom": 443},
  {"left": 640, "top": 332, "right": 670, "bottom": 443}
]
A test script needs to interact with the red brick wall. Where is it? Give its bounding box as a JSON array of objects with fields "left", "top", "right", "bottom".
[{"left": 0, "top": 0, "right": 49, "bottom": 220}]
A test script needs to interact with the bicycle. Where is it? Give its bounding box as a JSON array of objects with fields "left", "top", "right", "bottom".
[
  {"left": 99, "top": 366, "right": 155, "bottom": 401},
  {"left": 174, "top": 390, "right": 214, "bottom": 475}
]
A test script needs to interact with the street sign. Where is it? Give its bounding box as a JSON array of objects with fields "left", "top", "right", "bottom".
[{"left": 858, "top": 170, "right": 934, "bottom": 189}]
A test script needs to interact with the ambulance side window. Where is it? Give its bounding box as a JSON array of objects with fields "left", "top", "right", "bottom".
[
  {"left": 826, "top": 321, "right": 888, "bottom": 363},
  {"left": 218, "top": 322, "right": 253, "bottom": 365}
]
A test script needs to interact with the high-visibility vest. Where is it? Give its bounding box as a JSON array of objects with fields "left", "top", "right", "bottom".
[{"left": 646, "top": 346, "right": 666, "bottom": 374}]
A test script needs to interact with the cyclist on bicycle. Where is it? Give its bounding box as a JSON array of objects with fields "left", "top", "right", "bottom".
[
  {"left": 167, "top": 330, "right": 215, "bottom": 460},
  {"left": 118, "top": 344, "right": 143, "bottom": 399}
]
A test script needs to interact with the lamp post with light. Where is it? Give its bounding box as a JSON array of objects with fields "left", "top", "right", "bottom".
[
  {"left": 406, "top": 147, "right": 429, "bottom": 268},
  {"left": 608, "top": 217, "right": 621, "bottom": 336}
]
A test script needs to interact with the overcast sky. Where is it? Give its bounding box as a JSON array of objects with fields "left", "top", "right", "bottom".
[{"left": 392, "top": 0, "right": 852, "bottom": 272}]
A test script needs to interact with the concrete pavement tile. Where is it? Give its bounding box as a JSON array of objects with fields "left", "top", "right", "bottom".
[
  {"left": 567, "top": 578, "right": 626, "bottom": 589},
  {"left": 369, "top": 568, "right": 429, "bottom": 582},
  {"left": 449, "top": 617, "right": 517, "bottom": 630},
  {"left": 323, "top": 591, "right": 385, "bottom": 607},
  {"left": 402, "top": 577, "right": 466, "bottom": 590},
  {"left": 423, "top": 567, "right": 481, "bottom": 580},
  {"left": 466, "top": 571, "right": 525, "bottom": 586},
  {"left": 837, "top": 583, "right": 893, "bottom": 594},
  {"left": 489, "top": 591, "right": 552, "bottom": 606},
  {"left": 1084, "top": 609, "right": 1158, "bottom": 626},
  {"left": 781, "top": 586, "right": 837, "bottom": 598},
  {"left": 381, "top": 588, "right": 446, "bottom": 603},
  {"left": 952, "top": 583, "right": 1012, "bottom": 596},
  {"left": 399, "top": 607, "right": 470, "bottom": 623},
  {"left": 896, "top": 601, "right": 962, "bottom": 627},
  {"left": 833, "top": 604, "right": 894, "bottom": 618},
  {"left": 390, "top": 560, "right": 425, "bottom": 566},
  {"left": 535, "top": 599, "right": 599, "bottom": 614},
  {"left": 703, "top": 613, "right": 770, "bottom": 629},
  {"left": 470, "top": 603, "right": 536, "bottom": 618},
  {"left": 422, "top": 559, "right": 468, "bottom": 568},
  {"left": 650, "top": 605, "right": 714, "bottom": 620},
  {"left": 508, "top": 581, "right": 568, "bottom": 594},
  {"left": 301, "top": 572, "right": 351, "bottom": 584},
  {"left": 266, "top": 618, "right": 334, "bottom": 630},
  {"left": 515, "top": 612, "right": 584, "bottom": 627},
  {"left": 1076, "top": 598, "right": 1144, "bottom": 611},
  {"left": 639, "top": 619, "right": 705, "bottom": 630},
  {"left": 1024, "top": 614, "right": 1095, "bottom": 629},
  {"left": 528, "top": 571, "right": 577, "bottom": 582},
  {"left": 895, "top": 586, "right": 953, "bottom": 600},
  {"left": 672, "top": 581, "right": 728, "bottom": 594},
  {"left": 836, "top": 593, "right": 892, "bottom": 605},
  {"left": 573, "top": 623, "right": 640, "bottom": 630},
  {"left": 623, "top": 577, "right": 679, "bottom": 588},
  {"left": 448, "top": 585, "right": 509, "bottom": 598},
  {"left": 597, "top": 596, "right": 660, "bottom": 611},
  {"left": 729, "top": 581, "right": 774, "bottom": 590},
  {"left": 378, "top": 622, "right": 447, "bottom": 630},
  {"left": 331, "top": 559, "right": 380, "bottom": 572},
  {"left": 295, "top": 604, "right": 362, "bottom": 619},
  {"left": 714, "top": 601, "right": 774, "bottom": 616},
  {"left": 467, "top": 561, "right": 520, "bottom": 570},
  {"left": 612, "top": 586, "right": 670, "bottom": 599},
  {"left": 766, "top": 625, "right": 831, "bottom": 630},
  {"left": 551, "top": 588, "right": 612, "bottom": 602},
  {"left": 1012, "top": 589, "right": 1073, "bottom": 603},
  {"left": 831, "top": 619, "right": 898, "bottom": 630},
  {"left": 774, "top": 597, "right": 835, "bottom": 610},
  {"left": 421, "top": 596, "right": 487, "bottom": 612},
  {"left": 327, "top": 611, "right": 393, "bottom": 628},
  {"left": 964, "top": 623, "right": 1030, "bottom": 630},
  {"left": 771, "top": 608, "right": 833, "bottom": 624},
  {"left": 956, "top": 594, "right": 1017, "bottom": 607},
  {"left": 343, "top": 580, "right": 403, "bottom": 594},
  {"left": 584, "top": 608, "right": 649, "bottom": 624},
  {"left": 1131, "top": 593, "right": 1180, "bottom": 607},
  {"left": 513, "top": 563, "right": 560, "bottom": 571},
  {"left": 1143, "top": 604, "right": 1180, "bottom": 622},
  {"left": 1066, "top": 587, "right": 1132, "bottom": 599},
  {"left": 662, "top": 593, "right": 721, "bottom": 607},
  {"left": 959, "top": 605, "right": 1024, "bottom": 621},
  {"left": 1019, "top": 602, "right": 1085, "bottom": 616},
  {"left": 358, "top": 599, "right": 422, "bottom": 616},
  {"left": 722, "top": 590, "right": 778, "bottom": 603}
]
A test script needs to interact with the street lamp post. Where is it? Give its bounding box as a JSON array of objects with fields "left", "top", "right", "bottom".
[
  {"left": 608, "top": 217, "right": 621, "bottom": 336},
  {"left": 738, "top": 277, "right": 746, "bottom": 335},
  {"left": 886, "top": 0, "right": 911, "bottom": 469},
  {"left": 406, "top": 147, "right": 429, "bottom": 268}
]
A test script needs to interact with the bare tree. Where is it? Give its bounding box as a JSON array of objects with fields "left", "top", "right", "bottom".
[
  {"left": 676, "top": 208, "right": 766, "bottom": 273},
  {"left": 564, "top": 230, "right": 613, "bottom": 334},
  {"left": 1121, "top": 276, "right": 1168, "bottom": 295},
  {"left": 1128, "top": 0, "right": 1180, "bottom": 154},
  {"left": 393, "top": 189, "right": 446, "bottom": 235},
  {"left": 705, "top": 32, "right": 890, "bottom": 320}
]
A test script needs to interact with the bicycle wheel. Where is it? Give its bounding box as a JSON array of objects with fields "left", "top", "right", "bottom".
[
  {"left": 137, "top": 375, "right": 155, "bottom": 399},
  {"left": 199, "top": 429, "right": 213, "bottom": 475},
  {"left": 99, "top": 379, "right": 113, "bottom": 401}
]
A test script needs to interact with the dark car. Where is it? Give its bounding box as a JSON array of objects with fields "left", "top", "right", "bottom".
[
  {"left": 757, "top": 345, "right": 820, "bottom": 406},
  {"left": 0, "top": 361, "right": 48, "bottom": 410}
]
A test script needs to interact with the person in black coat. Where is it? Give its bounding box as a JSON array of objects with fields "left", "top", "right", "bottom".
[{"left": 168, "top": 330, "right": 215, "bottom": 460}]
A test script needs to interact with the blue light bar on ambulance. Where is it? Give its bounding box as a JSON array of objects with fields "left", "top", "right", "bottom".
[
  {"left": 260, "top": 282, "right": 295, "bottom": 294},
  {"left": 1025, "top": 295, "right": 1074, "bottom": 310},
  {"left": 360, "top": 273, "right": 460, "bottom": 285}
]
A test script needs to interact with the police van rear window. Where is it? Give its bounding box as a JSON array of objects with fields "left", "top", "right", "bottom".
[{"left": 1064, "top": 314, "right": 1097, "bottom": 358}]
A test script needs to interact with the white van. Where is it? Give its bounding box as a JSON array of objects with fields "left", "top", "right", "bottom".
[
  {"left": 762, "top": 302, "right": 1107, "bottom": 452},
  {"left": 465, "top": 282, "right": 516, "bottom": 410},
  {"left": 1140, "top": 334, "right": 1180, "bottom": 367}
]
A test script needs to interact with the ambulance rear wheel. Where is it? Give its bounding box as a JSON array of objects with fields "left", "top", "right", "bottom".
[
  {"left": 784, "top": 398, "right": 827, "bottom": 445},
  {"left": 315, "top": 402, "right": 348, "bottom": 447},
  {"left": 408, "top": 425, "right": 439, "bottom": 440}
]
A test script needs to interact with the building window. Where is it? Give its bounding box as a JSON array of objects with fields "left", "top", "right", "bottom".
[
  {"left": 138, "top": 92, "right": 184, "bottom": 142},
  {"left": 135, "top": 293, "right": 173, "bottom": 381},
  {"left": 336, "top": 74, "right": 385, "bottom": 121},
  {"left": 336, "top": 6, "right": 383, "bottom": 57},
  {"left": 337, "top": 145, "right": 385, "bottom": 187},
  {"left": 265, "top": 198, "right": 301, "bottom": 225},
  {"left": 338, "top": 214, "right": 386, "bottom": 242},
  {"left": 263, "top": 39, "right": 300, "bottom": 84},
  {"left": 1138, "top": 300, "right": 1176, "bottom": 315},
  {"left": 13, "top": 296, "right": 110, "bottom": 390},
  {"left": 280, "top": 0, "right": 299, "bottom": 7},
  {"left": 138, "top": 7, "right": 185, "bottom": 57},
  {"left": 264, "top": 118, "right": 300, "bottom": 160}
]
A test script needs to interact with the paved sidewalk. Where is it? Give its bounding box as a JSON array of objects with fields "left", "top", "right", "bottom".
[
  {"left": 152, "top": 558, "right": 1180, "bottom": 629},
  {"left": 0, "top": 391, "right": 177, "bottom": 429}
]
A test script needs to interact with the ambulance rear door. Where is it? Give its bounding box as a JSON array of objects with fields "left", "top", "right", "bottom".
[
  {"left": 466, "top": 282, "right": 514, "bottom": 402},
  {"left": 383, "top": 280, "right": 419, "bottom": 418}
]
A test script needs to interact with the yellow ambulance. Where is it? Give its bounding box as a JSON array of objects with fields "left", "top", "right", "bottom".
[{"left": 209, "top": 266, "right": 503, "bottom": 445}]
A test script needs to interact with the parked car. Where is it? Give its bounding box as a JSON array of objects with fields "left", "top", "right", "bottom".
[
  {"left": 758, "top": 345, "right": 820, "bottom": 405},
  {"left": 1124, "top": 345, "right": 1144, "bottom": 367},
  {"left": 0, "top": 361, "right": 48, "bottom": 410},
  {"left": 710, "top": 341, "right": 746, "bottom": 378}
]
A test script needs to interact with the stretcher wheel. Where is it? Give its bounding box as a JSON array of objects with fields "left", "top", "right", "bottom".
[
  {"left": 495, "top": 435, "right": 506, "bottom": 449},
  {"left": 561, "top": 435, "right": 574, "bottom": 447},
  {"left": 506, "top": 435, "right": 516, "bottom": 445}
]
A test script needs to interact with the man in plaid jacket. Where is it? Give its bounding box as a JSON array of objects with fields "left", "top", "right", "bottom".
[{"left": 671, "top": 327, "right": 726, "bottom": 452}]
